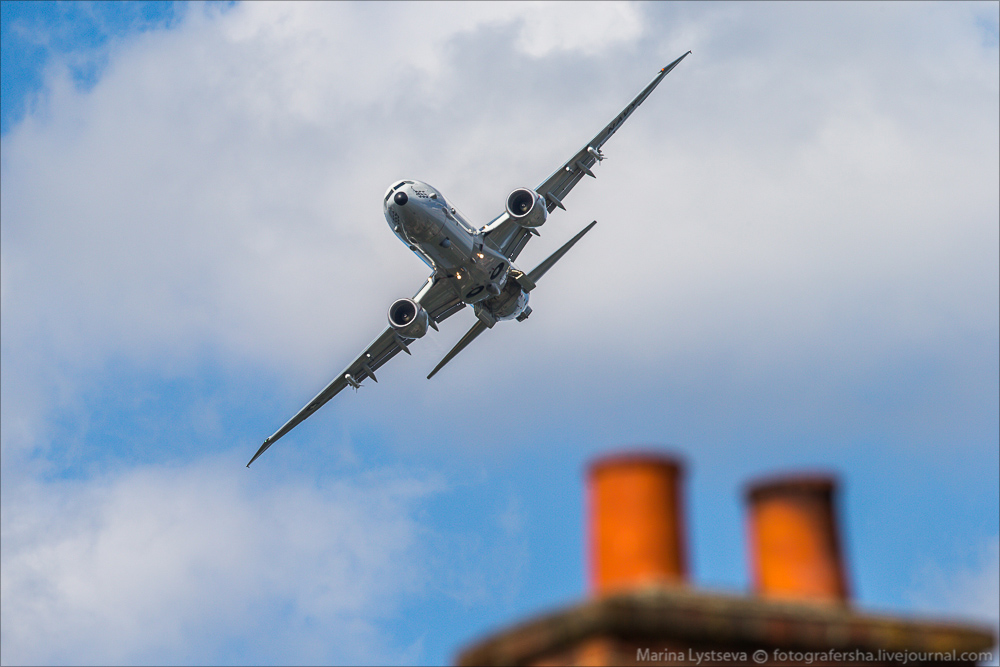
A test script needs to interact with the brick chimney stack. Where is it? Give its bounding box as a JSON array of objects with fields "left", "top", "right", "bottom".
[
  {"left": 746, "top": 474, "right": 850, "bottom": 604},
  {"left": 588, "top": 452, "right": 687, "bottom": 594}
]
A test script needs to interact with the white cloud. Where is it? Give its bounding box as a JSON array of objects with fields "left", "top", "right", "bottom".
[
  {"left": 510, "top": 2, "right": 643, "bottom": 58},
  {"left": 0, "top": 458, "right": 444, "bottom": 665}
]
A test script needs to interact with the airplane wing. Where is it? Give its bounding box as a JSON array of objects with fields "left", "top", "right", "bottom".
[
  {"left": 247, "top": 276, "right": 463, "bottom": 466},
  {"left": 484, "top": 52, "right": 690, "bottom": 262}
]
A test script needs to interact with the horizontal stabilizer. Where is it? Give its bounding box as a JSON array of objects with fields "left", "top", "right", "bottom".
[
  {"left": 527, "top": 220, "right": 597, "bottom": 285},
  {"left": 427, "top": 320, "right": 489, "bottom": 379}
]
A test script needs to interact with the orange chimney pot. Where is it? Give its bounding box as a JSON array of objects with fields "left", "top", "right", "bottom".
[
  {"left": 587, "top": 451, "right": 687, "bottom": 595},
  {"left": 746, "top": 474, "right": 850, "bottom": 604}
]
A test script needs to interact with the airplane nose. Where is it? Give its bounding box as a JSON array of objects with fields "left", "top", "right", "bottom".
[{"left": 394, "top": 191, "right": 408, "bottom": 206}]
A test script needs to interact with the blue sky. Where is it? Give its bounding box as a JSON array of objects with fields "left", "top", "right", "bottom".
[{"left": 1, "top": 2, "right": 998, "bottom": 665}]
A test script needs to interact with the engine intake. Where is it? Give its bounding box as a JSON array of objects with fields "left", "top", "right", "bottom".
[
  {"left": 388, "top": 298, "right": 430, "bottom": 339},
  {"left": 505, "top": 188, "right": 548, "bottom": 228}
]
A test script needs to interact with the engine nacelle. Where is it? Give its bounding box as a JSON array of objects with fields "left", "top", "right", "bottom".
[
  {"left": 387, "top": 298, "right": 429, "bottom": 339},
  {"left": 505, "top": 188, "right": 548, "bottom": 228}
]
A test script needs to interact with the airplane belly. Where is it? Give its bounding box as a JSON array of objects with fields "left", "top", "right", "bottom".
[
  {"left": 418, "top": 217, "right": 476, "bottom": 271},
  {"left": 482, "top": 278, "right": 528, "bottom": 320},
  {"left": 401, "top": 206, "right": 444, "bottom": 243},
  {"left": 452, "top": 257, "right": 510, "bottom": 304}
]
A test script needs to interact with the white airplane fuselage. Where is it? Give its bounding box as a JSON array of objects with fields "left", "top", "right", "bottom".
[{"left": 383, "top": 180, "right": 528, "bottom": 320}]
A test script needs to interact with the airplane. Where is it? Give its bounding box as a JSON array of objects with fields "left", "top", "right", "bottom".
[{"left": 247, "top": 51, "right": 691, "bottom": 467}]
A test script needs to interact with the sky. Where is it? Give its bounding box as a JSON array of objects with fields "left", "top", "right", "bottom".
[{"left": 1, "top": 1, "right": 997, "bottom": 665}]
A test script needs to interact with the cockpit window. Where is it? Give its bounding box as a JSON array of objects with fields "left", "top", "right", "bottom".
[{"left": 387, "top": 181, "right": 414, "bottom": 203}]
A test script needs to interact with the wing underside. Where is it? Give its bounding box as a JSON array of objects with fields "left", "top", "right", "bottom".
[
  {"left": 247, "top": 277, "right": 463, "bottom": 466},
  {"left": 484, "top": 52, "right": 691, "bottom": 262}
]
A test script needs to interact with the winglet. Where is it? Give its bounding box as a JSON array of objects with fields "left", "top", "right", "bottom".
[
  {"left": 661, "top": 50, "right": 692, "bottom": 73},
  {"left": 247, "top": 438, "right": 272, "bottom": 467}
]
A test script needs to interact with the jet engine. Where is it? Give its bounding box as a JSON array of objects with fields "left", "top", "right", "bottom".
[
  {"left": 387, "top": 298, "right": 430, "bottom": 339},
  {"left": 505, "top": 188, "right": 548, "bottom": 227}
]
